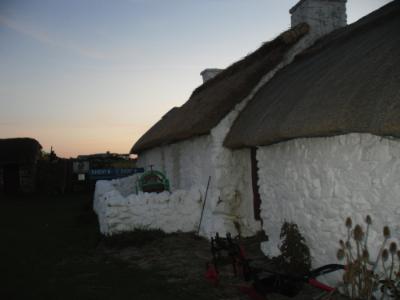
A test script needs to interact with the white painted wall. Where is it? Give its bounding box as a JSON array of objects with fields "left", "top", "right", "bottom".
[
  {"left": 135, "top": 127, "right": 260, "bottom": 237},
  {"left": 258, "top": 133, "right": 400, "bottom": 273},
  {"left": 94, "top": 177, "right": 204, "bottom": 235},
  {"left": 206, "top": 105, "right": 260, "bottom": 237},
  {"left": 136, "top": 135, "right": 213, "bottom": 191}
]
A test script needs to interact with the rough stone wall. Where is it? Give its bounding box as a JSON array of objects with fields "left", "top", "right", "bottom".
[
  {"left": 204, "top": 107, "right": 260, "bottom": 237},
  {"left": 94, "top": 177, "right": 204, "bottom": 235},
  {"left": 133, "top": 131, "right": 259, "bottom": 237},
  {"left": 291, "top": 0, "right": 347, "bottom": 39},
  {"left": 258, "top": 133, "right": 400, "bottom": 272}
]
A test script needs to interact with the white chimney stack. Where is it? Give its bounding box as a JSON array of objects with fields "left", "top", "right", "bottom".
[
  {"left": 290, "top": 0, "right": 347, "bottom": 40},
  {"left": 201, "top": 68, "right": 223, "bottom": 83}
]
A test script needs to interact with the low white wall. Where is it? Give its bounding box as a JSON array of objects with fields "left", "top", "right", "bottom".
[
  {"left": 94, "top": 177, "right": 204, "bottom": 235},
  {"left": 258, "top": 133, "right": 400, "bottom": 271}
]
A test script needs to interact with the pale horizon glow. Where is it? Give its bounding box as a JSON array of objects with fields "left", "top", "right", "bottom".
[{"left": 0, "top": 0, "right": 391, "bottom": 158}]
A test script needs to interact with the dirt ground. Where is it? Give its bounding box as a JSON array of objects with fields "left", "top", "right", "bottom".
[
  {"left": 100, "top": 231, "right": 346, "bottom": 300},
  {"left": 0, "top": 194, "right": 346, "bottom": 300},
  {"left": 0, "top": 194, "right": 211, "bottom": 300}
]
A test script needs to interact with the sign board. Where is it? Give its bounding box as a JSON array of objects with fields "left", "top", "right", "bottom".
[
  {"left": 73, "top": 161, "right": 90, "bottom": 173},
  {"left": 89, "top": 168, "right": 144, "bottom": 180}
]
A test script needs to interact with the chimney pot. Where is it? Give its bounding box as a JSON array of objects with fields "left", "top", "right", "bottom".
[
  {"left": 201, "top": 68, "right": 223, "bottom": 83},
  {"left": 290, "top": 0, "right": 347, "bottom": 39}
]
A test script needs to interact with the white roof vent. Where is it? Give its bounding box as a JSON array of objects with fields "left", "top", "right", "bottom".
[{"left": 200, "top": 68, "right": 223, "bottom": 83}]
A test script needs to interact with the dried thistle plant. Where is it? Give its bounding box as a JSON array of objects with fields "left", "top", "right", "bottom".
[{"left": 337, "top": 216, "right": 400, "bottom": 300}]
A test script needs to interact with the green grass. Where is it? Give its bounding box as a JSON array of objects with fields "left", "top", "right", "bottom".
[{"left": 0, "top": 194, "right": 211, "bottom": 300}]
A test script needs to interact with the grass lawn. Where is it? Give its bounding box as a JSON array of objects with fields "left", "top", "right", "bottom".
[{"left": 0, "top": 194, "right": 212, "bottom": 300}]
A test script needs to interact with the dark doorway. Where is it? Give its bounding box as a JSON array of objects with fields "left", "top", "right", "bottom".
[
  {"left": 251, "top": 148, "right": 261, "bottom": 220},
  {"left": 3, "top": 164, "right": 20, "bottom": 194}
]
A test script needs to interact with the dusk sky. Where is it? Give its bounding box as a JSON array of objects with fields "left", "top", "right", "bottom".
[{"left": 0, "top": 0, "right": 391, "bottom": 158}]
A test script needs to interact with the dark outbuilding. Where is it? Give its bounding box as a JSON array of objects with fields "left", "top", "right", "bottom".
[{"left": 0, "top": 138, "right": 42, "bottom": 194}]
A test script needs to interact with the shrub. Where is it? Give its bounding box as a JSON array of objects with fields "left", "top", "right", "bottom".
[{"left": 273, "top": 222, "right": 312, "bottom": 276}]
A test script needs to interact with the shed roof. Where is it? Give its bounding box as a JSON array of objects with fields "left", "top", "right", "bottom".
[
  {"left": 0, "top": 138, "right": 42, "bottom": 165},
  {"left": 224, "top": 1, "right": 400, "bottom": 149},
  {"left": 131, "top": 23, "right": 310, "bottom": 154}
]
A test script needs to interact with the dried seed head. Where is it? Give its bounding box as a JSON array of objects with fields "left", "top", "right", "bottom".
[
  {"left": 362, "top": 249, "right": 370, "bottom": 261},
  {"left": 390, "top": 242, "right": 397, "bottom": 255},
  {"left": 384, "top": 226, "right": 391, "bottom": 239},
  {"left": 345, "top": 241, "right": 352, "bottom": 249},
  {"left": 365, "top": 215, "right": 372, "bottom": 225},
  {"left": 373, "top": 280, "right": 380, "bottom": 289},
  {"left": 337, "top": 249, "right": 345, "bottom": 260},
  {"left": 353, "top": 225, "right": 364, "bottom": 242},
  {"left": 382, "top": 249, "right": 389, "bottom": 262},
  {"left": 346, "top": 217, "right": 353, "bottom": 229},
  {"left": 343, "top": 272, "right": 350, "bottom": 284}
]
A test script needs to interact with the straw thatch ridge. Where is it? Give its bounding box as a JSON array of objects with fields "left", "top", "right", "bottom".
[
  {"left": 131, "top": 23, "right": 310, "bottom": 154},
  {"left": 289, "top": 0, "right": 346, "bottom": 14},
  {"left": 224, "top": 1, "right": 400, "bottom": 149},
  {"left": 0, "top": 138, "right": 42, "bottom": 165}
]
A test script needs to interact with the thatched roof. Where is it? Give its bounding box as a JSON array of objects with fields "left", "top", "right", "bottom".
[
  {"left": 225, "top": 1, "right": 400, "bottom": 149},
  {"left": 131, "top": 23, "right": 310, "bottom": 154},
  {"left": 0, "top": 138, "right": 42, "bottom": 165}
]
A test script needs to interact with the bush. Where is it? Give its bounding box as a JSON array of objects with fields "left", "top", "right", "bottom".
[{"left": 273, "top": 222, "right": 311, "bottom": 276}]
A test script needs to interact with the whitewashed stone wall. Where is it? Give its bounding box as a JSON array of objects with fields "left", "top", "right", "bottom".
[
  {"left": 94, "top": 176, "right": 204, "bottom": 235},
  {"left": 136, "top": 135, "right": 213, "bottom": 191},
  {"left": 258, "top": 133, "right": 400, "bottom": 272},
  {"left": 203, "top": 115, "right": 258, "bottom": 237},
  {"left": 136, "top": 129, "right": 259, "bottom": 237}
]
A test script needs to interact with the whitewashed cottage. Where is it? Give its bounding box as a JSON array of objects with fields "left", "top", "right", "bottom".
[
  {"left": 111, "top": 0, "right": 349, "bottom": 237},
  {"left": 225, "top": 0, "right": 400, "bottom": 269}
]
